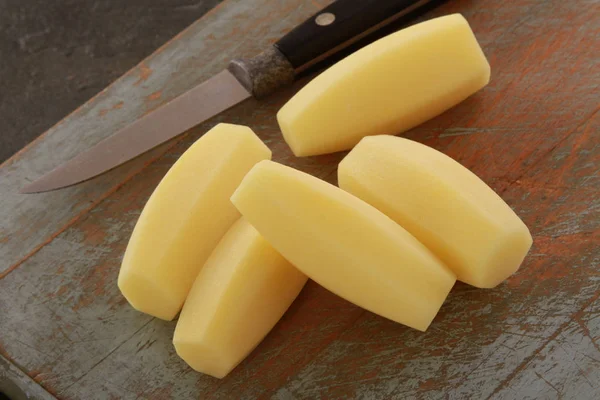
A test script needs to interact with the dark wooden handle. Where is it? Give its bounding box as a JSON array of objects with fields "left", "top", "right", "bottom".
[{"left": 276, "top": 0, "right": 438, "bottom": 70}]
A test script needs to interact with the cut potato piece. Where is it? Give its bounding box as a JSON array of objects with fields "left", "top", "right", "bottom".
[
  {"left": 231, "top": 160, "right": 456, "bottom": 331},
  {"left": 173, "top": 218, "right": 307, "bottom": 378},
  {"left": 118, "top": 124, "right": 271, "bottom": 320},
  {"left": 338, "top": 135, "right": 532, "bottom": 288},
  {"left": 277, "top": 14, "right": 490, "bottom": 156}
]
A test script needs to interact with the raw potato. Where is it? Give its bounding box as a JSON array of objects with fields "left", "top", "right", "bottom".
[
  {"left": 231, "top": 160, "right": 456, "bottom": 331},
  {"left": 173, "top": 218, "right": 307, "bottom": 378},
  {"left": 338, "top": 135, "right": 533, "bottom": 288},
  {"left": 277, "top": 14, "right": 490, "bottom": 156},
  {"left": 118, "top": 124, "right": 271, "bottom": 320}
]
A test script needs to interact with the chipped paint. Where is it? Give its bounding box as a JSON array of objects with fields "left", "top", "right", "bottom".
[
  {"left": 133, "top": 63, "right": 153, "bottom": 86},
  {"left": 97, "top": 101, "right": 124, "bottom": 117},
  {"left": 146, "top": 90, "right": 162, "bottom": 102}
]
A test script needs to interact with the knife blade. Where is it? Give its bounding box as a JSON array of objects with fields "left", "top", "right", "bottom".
[{"left": 22, "top": 0, "right": 443, "bottom": 193}]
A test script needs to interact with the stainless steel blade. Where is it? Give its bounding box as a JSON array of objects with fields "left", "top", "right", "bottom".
[{"left": 21, "top": 70, "right": 251, "bottom": 193}]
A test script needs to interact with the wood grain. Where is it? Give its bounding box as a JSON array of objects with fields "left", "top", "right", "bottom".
[
  {"left": 1, "top": 354, "right": 56, "bottom": 400},
  {"left": 1, "top": 0, "right": 598, "bottom": 398}
]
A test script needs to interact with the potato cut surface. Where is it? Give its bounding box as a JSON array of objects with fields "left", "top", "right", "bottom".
[
  {"left": 231, "top": 160, "right": 456, "bottom": 331},
  {"left": 277, "top": 14, "right": 490, "bottom": 156},
  {"left": 338, "top": 135, "right": 533, "bottom": 288},
  {"left": 118, "top": 123, "right": 271, "bottom": 320},
  {"left": 173, "top": 218, "right": 307, "bottom": 378}
]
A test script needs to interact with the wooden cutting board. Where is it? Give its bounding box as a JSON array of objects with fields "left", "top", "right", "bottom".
[{"left": 1, "top": 0, "right": 598, "bottom": 398}]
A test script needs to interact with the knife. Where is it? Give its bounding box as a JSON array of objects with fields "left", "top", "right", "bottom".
[{"left": 22, "top": 0, "right": 444, "bottom": 193}]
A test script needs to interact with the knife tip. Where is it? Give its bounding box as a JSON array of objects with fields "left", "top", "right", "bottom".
[
  {"left": 20, "top": 184, "right": 41, "bottom": 194},
  {"left": 20, "top": 181, "right": 54, "bottom": 194}
]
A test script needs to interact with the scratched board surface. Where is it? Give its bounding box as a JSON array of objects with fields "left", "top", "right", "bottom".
[{"left": 0, "top": 0, "right": 598, "bottom": 398}]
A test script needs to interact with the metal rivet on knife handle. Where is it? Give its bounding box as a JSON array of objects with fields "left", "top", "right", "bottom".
[{"left": 315, "top": 13, "right": 336, "bottom": 26}]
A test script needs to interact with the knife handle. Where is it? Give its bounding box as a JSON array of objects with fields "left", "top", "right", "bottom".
[
  {"left": 229, "top": 0, "right": 442, "bottom": 98},
  {"left": 277, "top": 0, "right": 436, "bottom": 71}
]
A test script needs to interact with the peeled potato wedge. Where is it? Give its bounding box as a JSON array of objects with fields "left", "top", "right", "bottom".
[
  {"left": 231, "top": 160, "right": 456, "bottom": 332},
  {"left": 338, "top": 135, "right": 532, "bottom": 288},
  {"left": 277, "top": 14, "right": 490, "bottom": 156},
  {"left": 118, "top": 123, "right": 271, "bottom": 320},
  {"left": 173, "top": 218, "right": 307, "bottom": 378}
]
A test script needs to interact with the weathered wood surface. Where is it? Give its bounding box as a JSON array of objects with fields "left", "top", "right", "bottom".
[
  {"left": 1, "top": 354, "right": 55, "bottom": 400},
  {"left": 1, "top": 0, "right": 598, "bottom": 398}
]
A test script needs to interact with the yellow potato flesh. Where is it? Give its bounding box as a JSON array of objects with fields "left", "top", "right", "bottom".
[
  {"left": 231, "top": 160, "right": 456, "bottom": 331},
  {"left": 173, "top": 218, "right": 307, "bottom": 378},
  {"left": 118, "top": 124, "right": 271, "bottom": 320},
  {"left": 338, "top": 136, "right": 533, "bottom": 288},
  {"left": 277, "top": 14, "right": 490, "bottom": 156}
]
